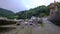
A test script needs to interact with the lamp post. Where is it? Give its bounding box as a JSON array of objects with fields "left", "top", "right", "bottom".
[{"left": 25, "top": 10, "right": 28, "bottom": 19}]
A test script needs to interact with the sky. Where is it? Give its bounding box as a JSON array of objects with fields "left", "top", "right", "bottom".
[{"left": 0, "top": 0, "right": 59, "bottom": 13}]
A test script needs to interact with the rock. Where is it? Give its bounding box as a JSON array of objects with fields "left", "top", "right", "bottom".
[
  {"left": 49, "top": 11, "right": 60, "bottom": 21},
  {"left": 48, "top": 11, "right": 60, "bottom": 26}
]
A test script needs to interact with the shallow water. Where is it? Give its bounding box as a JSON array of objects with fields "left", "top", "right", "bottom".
[{"left": 0, "top": 27, "right": 16, "bottom": 34}]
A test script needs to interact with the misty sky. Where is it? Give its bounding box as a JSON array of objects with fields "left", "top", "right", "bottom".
[{"left": 0, "top": 0, "right": 59, "bottom": 13}]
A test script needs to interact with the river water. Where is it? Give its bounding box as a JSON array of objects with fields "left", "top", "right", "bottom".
[{"left": 0, "top": 18, "right": 60, "bottom": 34}]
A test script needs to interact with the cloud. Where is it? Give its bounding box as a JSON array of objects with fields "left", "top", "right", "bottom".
[
  {"left": 0, "top": 0, "right": 59, "bottom": 13},
  {"left": 21, "top": 0, "right": 55, "bottom": 9},
  {"left": 0, "top": 0, "right": 26, "bottom": 13}
]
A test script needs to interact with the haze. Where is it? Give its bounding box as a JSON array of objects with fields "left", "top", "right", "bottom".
[{"left": 0, "top": 0, "right": 59, "bottom": 13}]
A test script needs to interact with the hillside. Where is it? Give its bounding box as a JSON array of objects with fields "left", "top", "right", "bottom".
[
  {"left": 16, "top": 2, "right": 60, "bottom": 19},
  {"left": 0, "top": 8, "right": 15, "bottom": 19},
  {"left": 16, "top": 5, "right": 49, "bottom": 19}
]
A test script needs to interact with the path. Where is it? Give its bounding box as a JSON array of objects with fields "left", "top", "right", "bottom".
[{"left": 32, "top": 18, "right": 60, "bottom": 34}]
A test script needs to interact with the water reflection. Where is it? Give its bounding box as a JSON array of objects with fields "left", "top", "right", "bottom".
[{"left": 0, "top": 27, "right": 16, "bottom": 33}]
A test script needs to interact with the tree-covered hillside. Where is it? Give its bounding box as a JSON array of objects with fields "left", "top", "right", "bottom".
[
  {"left": 0, "top": 8, "right": 15, "bottom": 19},
  {"left": 0, "top": 2, "right": 60, "bottom": 19},
  {"left": 16, "top": 5, "right": 49, "bottom": 19},
  {"left": 16, "top": 2, "right": 60, "bottom": 19}
]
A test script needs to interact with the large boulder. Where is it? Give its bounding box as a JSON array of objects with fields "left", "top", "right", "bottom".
[{"left": 48, "top": 11, "right": 60, "bottom": 26}]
